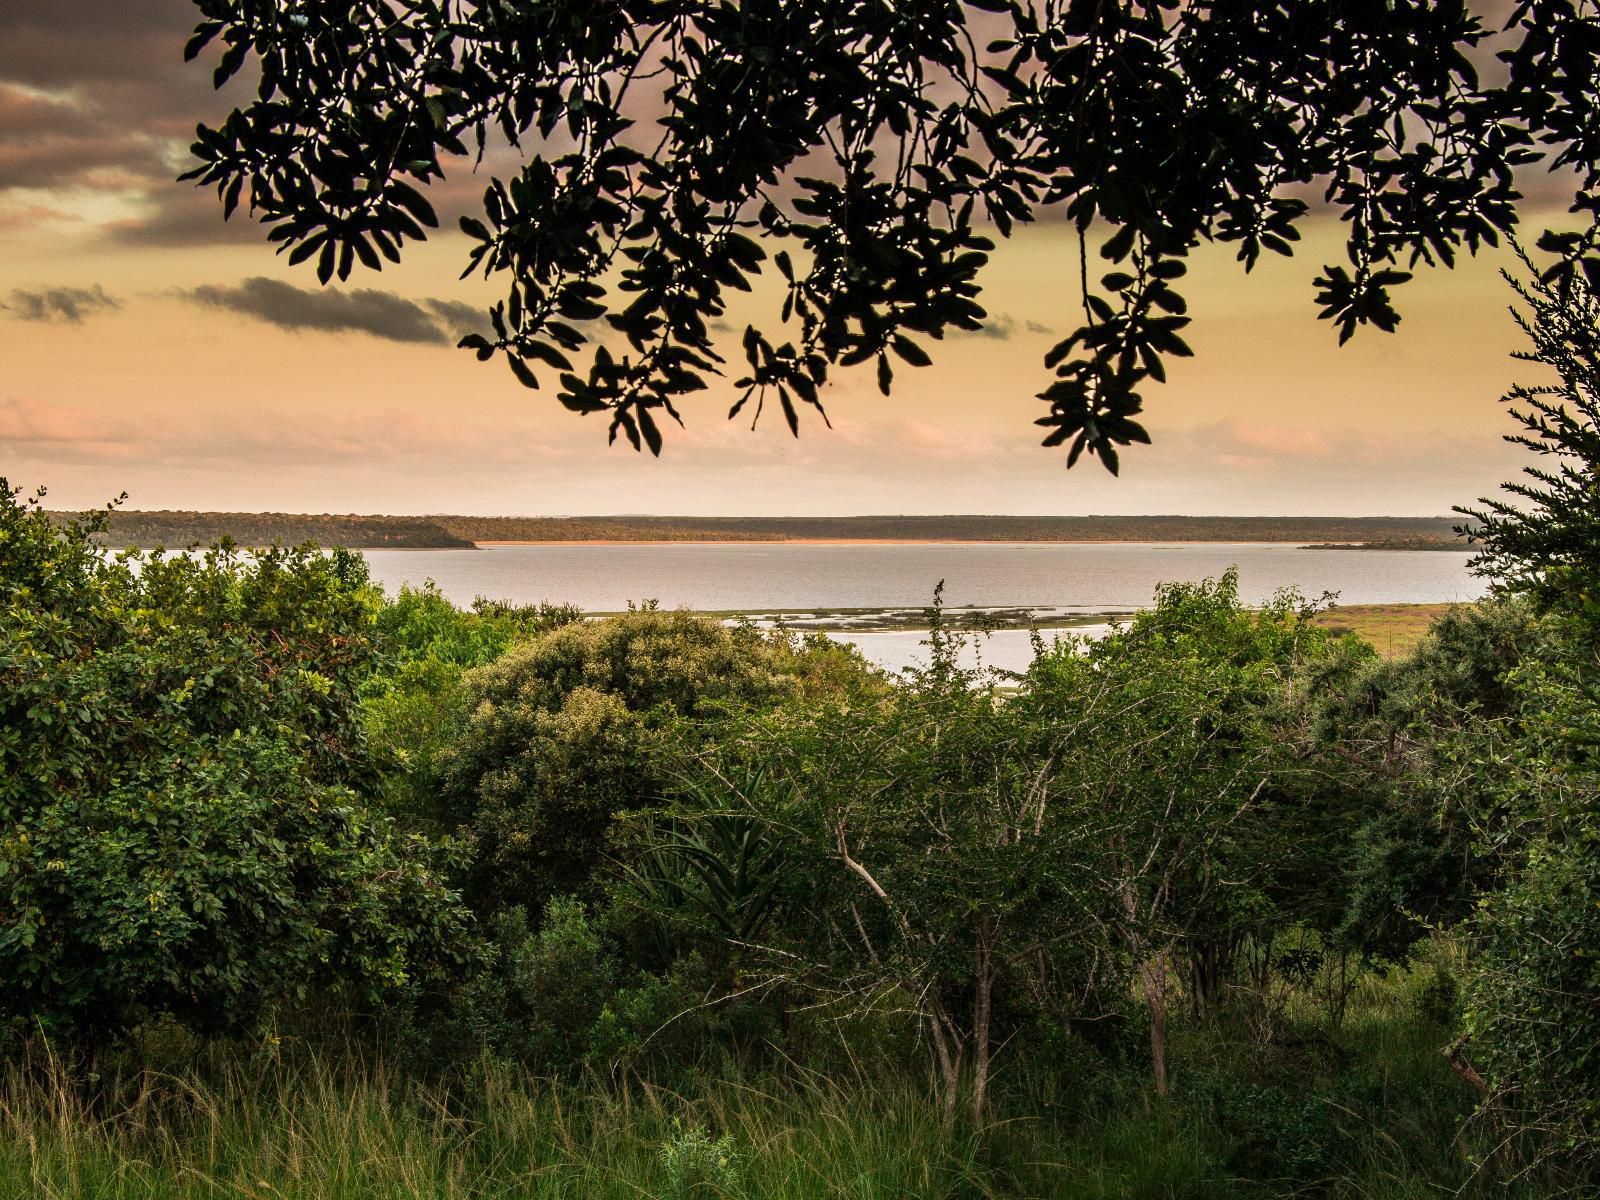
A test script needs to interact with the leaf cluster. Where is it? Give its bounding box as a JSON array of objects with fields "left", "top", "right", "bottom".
[{"left": 180, "top": 1, "right": 1596, "bottom": 469}]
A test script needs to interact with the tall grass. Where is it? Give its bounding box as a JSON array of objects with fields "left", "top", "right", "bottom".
[{"left": 0, "top": 964, "right": 1555, "bottom": 1200}]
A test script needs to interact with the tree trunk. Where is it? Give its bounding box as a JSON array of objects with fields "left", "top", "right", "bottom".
[
  {"left": 926, "top": 1001, "right": 964, "bottom": 1132},
  {"left": 1139, "top": 952, "right": 1170, "bottom": 1097},
  {"left": 970, "top": 915, "right": 995, "bottom": 1128}
]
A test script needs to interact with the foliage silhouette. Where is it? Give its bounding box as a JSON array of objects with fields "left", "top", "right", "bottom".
[{"left": 181, "top": 1, "right": 1600, "bottom": 470}]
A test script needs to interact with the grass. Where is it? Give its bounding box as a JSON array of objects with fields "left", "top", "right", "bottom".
[
  {"left": 0, "top": 955, "right": 1552, "bottom": 1200},
  {"left": 1311, "top": 603, "right": 1464, "bottom": 659}
]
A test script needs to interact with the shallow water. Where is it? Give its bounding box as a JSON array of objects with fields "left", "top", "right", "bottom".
[
  {"left": 359, "top": 540, "right": 1484, "bottom": 674},
  {"left": 362, "top": 540, "right": 1482, "bottom": 612}
]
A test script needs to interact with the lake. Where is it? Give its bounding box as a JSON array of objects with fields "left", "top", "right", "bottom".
[{"left": 360, "top": 541, "right": 1485, "bottom": 673}]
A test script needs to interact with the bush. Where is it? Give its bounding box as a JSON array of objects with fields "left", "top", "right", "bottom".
[
  {"left": 433, "top": 608, "right": 879, "bottom": 915},
  {"left": 1459, "top": 626, "right": 1600, "bottom": 1177},
  {"left": 659, "top": 1122, "right": 744, "bottom": 1199},
  {"left": 1456, "top": 262, "right": 1600, "bottom": 1179},
  {"left": 362, "top": 583, "right": 581, "bottom": 822},
  {"left": 464, "top": 898, "right": 617, "bottom": 1072},
  {"left": 0, "top": 485, "right": 474, "bottom": 1045}
]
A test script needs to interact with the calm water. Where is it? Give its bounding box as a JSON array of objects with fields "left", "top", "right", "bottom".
[
  {"left": 362, "top": 541, "right": 1482, "bottom": 611},
  {"left": 361, "top": 541, "right": 1484, "bottom": 673}
]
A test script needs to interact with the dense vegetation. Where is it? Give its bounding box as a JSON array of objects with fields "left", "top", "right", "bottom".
[
  {"left": 6, "top": 271, "right": 1600, "bottom": 1195},
  {"left": 56, "top": 510, "right": 475, "bottom": 550},
  {"left": 2, "top": 501, "right": 1592, "bottom": 1195}
]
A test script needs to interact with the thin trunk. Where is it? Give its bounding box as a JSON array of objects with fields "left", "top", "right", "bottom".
[
  {"left": 1443, "top": 1033, "right": 1487, "bottom": 1093},
  {"left": 970, "top": 915, "right": 995, "bottom": 1128},
  {"left": 1120, "top": 876, "right": 1171, "bottom": 1097},
  {"left": 1188, "top": 943, "right": 1216, "bottom": 1019},
  {"left": 926, "top": 1001, "right": 963, "bottom": 1132},
  {"left": 1140, "top": 952, "right": 1170, "bottom": 1097}
]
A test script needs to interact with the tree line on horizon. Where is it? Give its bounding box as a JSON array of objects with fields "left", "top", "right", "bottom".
[{"left": 58, "top": 510, "right": 1465, "bottom": 551}]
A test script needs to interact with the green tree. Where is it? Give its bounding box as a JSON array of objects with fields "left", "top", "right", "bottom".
[
  {"left": 362, "top": 582, "right": 582, "bottom": 819},
  {"left": 679, "top": 608, "right": 1093, "bottom": 1128},
  {"left": 181, "top": 2, "right": 1600, "bottom": 469},
  {"left": 1450, "top": 620, "right": 1600, "bottom": 1182},
  {"left": 432, "top": 608, "right": 877, "bottom": 916},
  {"left": 1288, "top": 598, "right": 1553, "bottom": 973},
  {"left": 662, "top": 579, "right": 1328, "bottom": 1120},
  {"left": 1453, "top": 260, "right": 1600, "bottom": 1179},
  {"left": 1461, "top": 255, "right": 1600, "bottom": 618},
  {"left": 1018, "top": 573, "right": 1345, "bottom": 1085},
  {"left": 0, "top": 484, "right": 473, "bottom": 1044}
]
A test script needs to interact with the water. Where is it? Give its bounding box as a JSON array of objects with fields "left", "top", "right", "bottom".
[
  {"left": 362, "top": 541, "right": 1482, "bottom": 612},
  {"left": 830, "top": 625, "right": 1120, "bottom": 675},
  {"left": 359, "top": 541, "right": 1484, "bottom": 673}
]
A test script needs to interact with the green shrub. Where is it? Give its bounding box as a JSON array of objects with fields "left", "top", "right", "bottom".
[
  {"left": 362, "top": 583, "right": 582, "bottom": 823},
  {"left": 0, "top": 484, "right": 474, "bottom": 1045},
  {"left": 433, "top": 608, "right": 879, "bottom": 915},
  {"left": 1461, "top": 638, "right": 1600, "bottom": 1178},
  {"left": 1204, "top": 1077, "right": 1336, "bottom": 1184},
  {"left": 1413, "top": 963, "right": 1462, "bottom": 1028},
  {"left": 659, "top": 1122, "right": 744, "bottom": 1199},
  {"left": 585, "top": 953, "right": 735, "bottom": 1081},
  {"left": 470, "top": 898, "right": 618, "bottom": 1071}
]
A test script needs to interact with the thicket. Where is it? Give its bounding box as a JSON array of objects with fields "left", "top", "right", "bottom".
[{"left": 0, "top": 491, "right": 473, "bottom": 1045}]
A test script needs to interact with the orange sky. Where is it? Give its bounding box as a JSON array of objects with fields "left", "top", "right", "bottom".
[{"left": 0, "top": 1, "right": 1550, "bottom": 518}]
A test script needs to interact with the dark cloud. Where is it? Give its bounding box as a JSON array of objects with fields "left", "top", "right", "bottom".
[
  {"left": 0, "top": 1, "right": 497, "bottom": 247},
  {"left": 423, "top": 297, "right": 487, "bottom": 339},
  {"left": 947, "top": 313, "right": 1055, "bottom": 340},
  {"left": 182, "top": 276, "right": 481, "bottom": 345},
  {"left": 2, "top": 284, "right": 119, "bottom": 322},
  {"left": 0, "top": 1, "right": 256, "bottom": 244},
  {"left": 105, "top": 185, "right": 267, "bottom": 247},
  {"left": 0, "top": 1, "right": 206, "bottom": 87}
]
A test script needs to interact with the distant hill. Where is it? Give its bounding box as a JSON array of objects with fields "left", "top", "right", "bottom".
[
  {"left": 54, "top": 511, "right": 1468, "bottom": 550},
  {"left": 59, "top": 511, "right": 475, "bottom": 550},
  {"left": 434, "top": 514, "right": 1467, "bottom": 546}
]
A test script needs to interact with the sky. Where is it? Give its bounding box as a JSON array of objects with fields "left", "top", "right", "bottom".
[{"left": 0, "top": 0, "right": 1554, "bottom": 518}]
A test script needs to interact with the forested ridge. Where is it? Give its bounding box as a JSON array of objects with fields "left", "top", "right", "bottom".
[
  {"left": 54, "top": 510, "right": 476, "bottom": 550},
  {"left": 63, "top": 510, "right": 1464, "bottom": 549}
]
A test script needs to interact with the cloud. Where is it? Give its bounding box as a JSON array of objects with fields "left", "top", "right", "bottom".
[
  {"left": 947, "top": 313, "right": 1055, "bottom": 340},
  {"left": 181, "top": 277, "right": 482, "bottom": 345},
  {"left": 0, "top": 2, "right": 251, "bottom": 245},
  {"left": 423, "top": 297, "right": 486, "bottom": 339},
  {"left": 1, "top": 391, "right": 587, "bottom": 474},
  {"left": 1168, "top": 417, "right": 1524, "bottom": 479},
  {"left": 103, "top": 185, "right": 267, "bottom": 247},
  {"left": 0, "top": 2, "right": 509, "bottom": 248},
  {"left": 2, "top": 284, "right": 119, "bottom": 322},
  {"left": 0, "top": 395, "right": 144, "bottom": 462}
]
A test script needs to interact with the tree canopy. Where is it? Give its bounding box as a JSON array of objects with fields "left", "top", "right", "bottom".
[{"left": 182, "top": 1, "right": 1600, "bottom": 470}]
